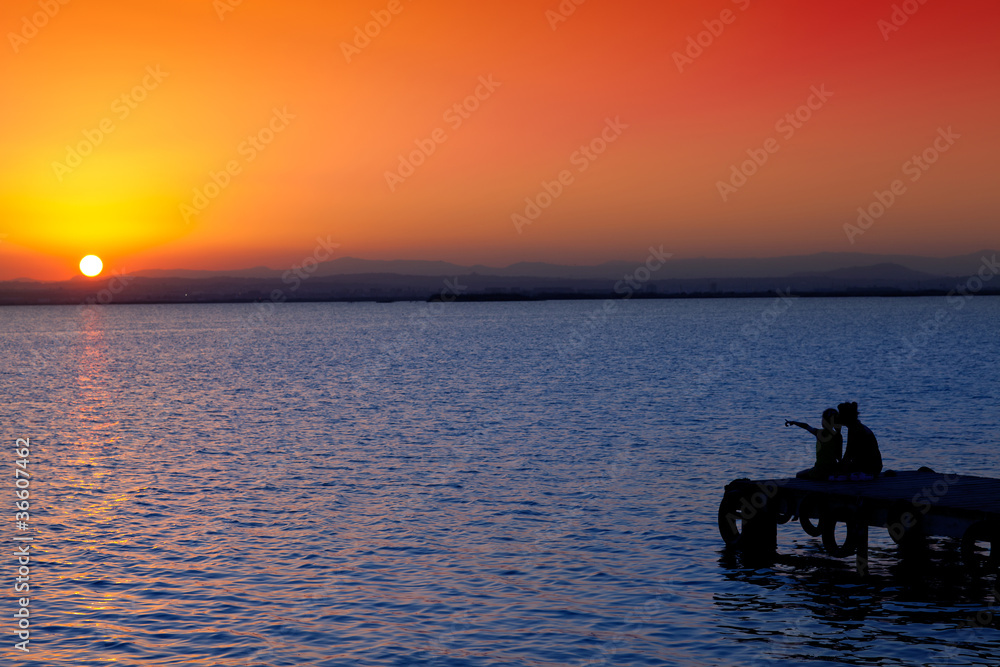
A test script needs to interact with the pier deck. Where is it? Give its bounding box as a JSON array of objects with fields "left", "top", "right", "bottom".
[{"left": 719, "top": 470, "right": 1000, "bottom": 574}]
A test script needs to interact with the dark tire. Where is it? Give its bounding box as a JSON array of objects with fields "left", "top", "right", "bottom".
[
  {"left": 961, "top": 522, "right": 1000, "bottom": 575},
  {"left": 799, "top": 495, "right": 823, "bottom": 537},
  {"left": 773, "top": 494, "right": 794, "bottom": 525},
  {"left": 718, "top": 489, "right": 771, "bottom": 549},
  {"left": 822, "top": 515, "right": 859, "bottom": 558},
  {"left": 718, "top": 493, "right": 744, "bottom": 547}
]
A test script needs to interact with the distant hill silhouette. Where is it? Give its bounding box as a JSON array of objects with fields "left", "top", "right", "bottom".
[
  {"left": 2, "top": 251, "right": 997, "bottom": 306},
  {"left": 130, "top": 250, "right": 999, "bottom": 282},
  {"left": 791, "top": 263, "right": 940, "bottom": 281}
]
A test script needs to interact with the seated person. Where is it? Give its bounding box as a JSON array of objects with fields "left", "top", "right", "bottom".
[
  {"left": 836, "top": 401, "right": 882, "bottom": 479},
  {"left": 788, "top": 408, "right": 842, "bottom": 480}
]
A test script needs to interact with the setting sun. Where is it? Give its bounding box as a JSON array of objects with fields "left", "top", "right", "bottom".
[{"left": 79, "top": 255, "right": 103, "bottom": 277}]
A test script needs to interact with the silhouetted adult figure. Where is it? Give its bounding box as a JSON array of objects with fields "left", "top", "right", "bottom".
[
  {"left": 788, "top": 408, "right": 842, "bottom": 481},
  {"left": 838, "top": 401, "right": 882, "bottom": 479}
]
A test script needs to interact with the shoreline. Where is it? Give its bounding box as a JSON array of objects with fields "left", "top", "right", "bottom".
[{"left": 2, "top": 288, "right": 999, "bottom": 307}]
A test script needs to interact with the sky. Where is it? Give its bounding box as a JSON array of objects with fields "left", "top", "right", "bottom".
[{"left": 0, "top": 0, "right": 998, "bottom": 281}]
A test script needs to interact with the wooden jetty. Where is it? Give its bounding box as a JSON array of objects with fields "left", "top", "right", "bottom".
[{"left": 719, "top": 470, "right": 1000, "bottom": 574}]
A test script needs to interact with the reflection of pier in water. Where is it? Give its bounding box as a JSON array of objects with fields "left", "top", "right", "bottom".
[
  {"left": 719, "top": 470, "right": 1000, "bottom": 576},
  {"left": 715, "top": 545, "right": 1000, "bottom": 666}
]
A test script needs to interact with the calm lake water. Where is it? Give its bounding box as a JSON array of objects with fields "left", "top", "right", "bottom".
[{"left": 2, "top": 297, "right": 1000, "bottom": 666}]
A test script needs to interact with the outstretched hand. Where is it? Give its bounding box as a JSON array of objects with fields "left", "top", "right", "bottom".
[{"left": 784, "top": 420, "right": 793, "bottom": 427}]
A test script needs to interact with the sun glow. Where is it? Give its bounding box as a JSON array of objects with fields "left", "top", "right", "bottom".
[{"left": 80, "top": 255, "right": 103, "bottom": 277}]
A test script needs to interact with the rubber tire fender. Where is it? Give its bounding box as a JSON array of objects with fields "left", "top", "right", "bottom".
[
  {"left": 718, "top": 492, "right": 743, "bottom": 547},
  {"left": 798, "top": 494, "right": 823, "bottom": 537},
  {"left": 821, "top": 511, "right": 859, "bottom": 558},
  {"left": 773, "top": 493, "right": 794, "bottom": 525},
  {"left": 718, "top": 489, "right": 770, "bottom": 548},
  {"left": 961, "top": 521, "right": 1000, "bottom": 575}
]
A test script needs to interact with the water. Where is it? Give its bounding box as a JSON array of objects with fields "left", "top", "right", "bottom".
[{"left": 2, "top": 297, "right": 999, "bottom": 666}]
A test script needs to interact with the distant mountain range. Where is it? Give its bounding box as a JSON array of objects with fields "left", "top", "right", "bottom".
[
  {"left": 1, "top": 251, "right": 997, "bottom": 306},
  {"left": 128, "top": 251, "right": 998, "bottom": 282}
]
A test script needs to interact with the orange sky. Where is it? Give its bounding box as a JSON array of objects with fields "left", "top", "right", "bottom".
[{"left": 1, "top": 0, "right": 998, "bottom": 280}]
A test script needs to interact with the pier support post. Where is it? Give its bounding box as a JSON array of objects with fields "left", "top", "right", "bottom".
[
  {"left": 739, "top": 515, "right": 777, "bottom": 567},
  {"left": 743, "top": 512, "right": 777, "bottom": 556},
  {"left": 855, "top": 521, "right": 869, "bottom": 576}
]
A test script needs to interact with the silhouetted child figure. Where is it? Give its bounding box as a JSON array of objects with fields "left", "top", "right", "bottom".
[
  {"left": 788, "top": 408, "right": 842, "bottom": 481},
  {"left": 836, "top": 401, "right": 882, "bottom": 480}
]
